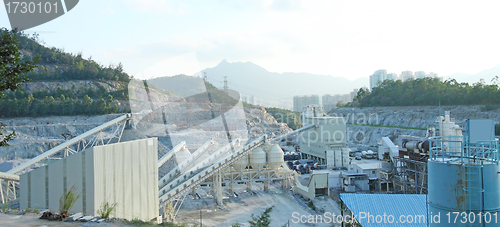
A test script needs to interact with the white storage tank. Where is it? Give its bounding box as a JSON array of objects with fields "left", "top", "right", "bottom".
[
  {"left": 250, "top": 147, "right": 266, "bottom": 170},
  {"left": 232, "top": 154, "right": 248, "bottom": 171},
  {"left": 267, "top": 144, "right": 284, "bottom": 169}
]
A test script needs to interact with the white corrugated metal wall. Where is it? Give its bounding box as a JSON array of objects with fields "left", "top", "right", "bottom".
[
  {"left": 92, "top": 138, "right": 158, "bottom": 221},
  {"left": 20, "top": 138, "right": 159, "bottom": 221}
]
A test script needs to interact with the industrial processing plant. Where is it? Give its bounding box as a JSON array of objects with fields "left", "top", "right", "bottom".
[
  {"left": 1, "top": 83, "right": 499, "bottom": 227},
  {"left": 1, "top": 77, "right": 499, "bottom": 227}
]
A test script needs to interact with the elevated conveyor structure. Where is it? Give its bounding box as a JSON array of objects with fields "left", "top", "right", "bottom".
[
  {"left": 159, "top": 136, "right": 266, "bottom": 202},
  {"left": 158, "top": 139, "right": 215, "bottom": 188},
  {"left": 272, "top": 124, "right": 315, "bottom": 142},
  {"left": 157, "top": 124, "right": 318, "bottom": 221},
  {"left": 158, "top": 139, "right": 239, "bottom": 198}
]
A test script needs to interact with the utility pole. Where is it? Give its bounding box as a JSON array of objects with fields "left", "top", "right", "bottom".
[{"left": 223, "top": 76, "right": 228, "bottom": 94}]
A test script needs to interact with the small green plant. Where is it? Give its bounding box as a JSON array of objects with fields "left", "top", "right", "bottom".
[
  {"left": 249, "top": 206, "right": 273, "bottom": 227},
  {"left": 59, "top": 185, "right": 81, "bottom": 215},
  {"left": 97, "top": 201, "right": 117, "bottom": 219},
  {"left": 127, "top": 218, "right": 155, "bottom": 226},
  {"left": 231, "top": 222, "right": 242, "bottom": 227},
  {"left": 130, "top": 218, "right": 143, "bottom": 224},
  {"left": 24, "top": 207, "right": 40, "bottom": 214},
  {"left": 307, "top": 201, "right": 316, "bottom": 211},
  {"left": 2, "top": 203, "right": 9, "bottom": 212}
]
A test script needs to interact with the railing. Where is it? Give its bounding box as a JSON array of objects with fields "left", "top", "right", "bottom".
[{"left": 429, "top": 136, "right": 499, "bottom": 164}]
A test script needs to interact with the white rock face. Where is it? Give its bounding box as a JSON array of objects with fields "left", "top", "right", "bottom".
[
  {"left": 245, "top": 107, "right": 292, "bottom": 140},
  {"left": 347, "top": 125, "right": 426, "bottom": 147},
  {"left": 19, "top": 80, "right": 122, "bottom": 94},
  {"left": 332, "top": 105, "right": 500, "bottom": 129},
  {"left": 332, "top": 105, "right": 500, "bottom": 147},
  {"left": 0, "top": 114, "right": 123, "bottom": 161},
  {"left": 0, "top": 107, "right": 292, "bottom": 163}
]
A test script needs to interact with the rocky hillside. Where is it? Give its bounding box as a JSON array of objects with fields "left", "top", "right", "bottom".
[
  {"left": 19, "top": 80, "right": 122, "bottom": 94},
  {"left": 332, "top": 105, "right": 500, "bottom": 147},
  {"left": 245, "top": 107, "right": 292, "bottom": 139},
  {"left": 346, "top": 125, "right": 426, "bottom": 148},
  {"left": 333, "top": 105, "right": 500, "bottom": 129},
  {"left": 0, "top": 107, "right": 291, "bottom": 162}
]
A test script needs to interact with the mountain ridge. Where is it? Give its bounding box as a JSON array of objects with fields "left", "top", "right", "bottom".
[
  {"left": 199, "top": 60, "right": 369, "bottom": 109},
  {"left": 445, "top": 64, "right": 500, "bottom": 84}
]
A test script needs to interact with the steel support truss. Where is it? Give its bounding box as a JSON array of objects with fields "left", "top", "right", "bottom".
[{"left": 392, "top": 157, "right": 428, "bottom": 194}]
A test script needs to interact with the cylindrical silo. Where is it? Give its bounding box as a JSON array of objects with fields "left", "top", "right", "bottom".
[
  {"left": 428, "top": 133, "right": 500, "bottom": 227},
  {"left": 428, "top": 161, "right": 500, "bottom": 227},
  {"left": 249, "top": 147, "right": 266, "bottom": 170},
  {"left": 232, "top": 154, "right": 248, "bottom": 171},
  {"left": 267, "top": 144, "right": 284, "bottom": 169}
]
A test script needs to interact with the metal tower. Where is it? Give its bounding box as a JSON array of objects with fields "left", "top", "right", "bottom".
[{"left": 223, "top": 76, "right": 228, "bottom": 94}]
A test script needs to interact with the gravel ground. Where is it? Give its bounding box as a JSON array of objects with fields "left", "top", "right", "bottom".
[{"left": 175, "top": 183, "right": 342, "bottom": 227}]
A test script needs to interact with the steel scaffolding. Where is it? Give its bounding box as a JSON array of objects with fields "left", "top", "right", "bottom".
[{"left": 392, "top": 156, "right": 428, "bottom": 194}]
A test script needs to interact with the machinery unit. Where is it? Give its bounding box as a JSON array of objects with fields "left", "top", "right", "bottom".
[{"left": 300, "top": 105, "right": 350, "bottom": 168}]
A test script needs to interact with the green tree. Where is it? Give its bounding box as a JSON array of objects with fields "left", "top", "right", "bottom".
[
  {"left": 0, "top": 28, "right": 39, "bottom": 146},
  {"left": 353, "top": 87, "right": 370, "bottom": 103},
  {"left": 83, "top": 95, "right": 92, "bottom": 114},
  {"left": 249, "top": 206, "right": 273, "bottom": 227},
  {"left": 107, "top": 94, "right": 113, "bottom": 103},
  {"left": 97, "top": 98, "right": 107, "bottom": 111}
]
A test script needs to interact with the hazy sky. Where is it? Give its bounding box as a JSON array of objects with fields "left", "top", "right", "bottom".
[{"left": 2, "top": 0, "right": 500, "bottom": 80}]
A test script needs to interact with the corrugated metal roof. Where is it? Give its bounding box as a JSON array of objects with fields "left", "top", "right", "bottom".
[{"left": 340, "top": 194, "right": 427, "bottom": 227}]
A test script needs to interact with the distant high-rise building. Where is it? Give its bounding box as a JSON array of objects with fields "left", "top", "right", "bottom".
[
  {"left": 369, "top": 69, "right": 387, "bottom": 90},
  {"left": 350, "top": 89, "right": 358, "bottom": 101},
  {"left": 370, "top": 70, "right": 442, "bottom": 89},
  {"left": 294, "top": 95, "right": 320, "bottom": 112},
  {"left": 400, "top": 71, "right": 414, "bottom": 81},
  {"left": 386, "top": 73, "right": 399, "bottom": 81},
  {"left": 322, "top": 94, "right": 338, "bottom": 112},
  {"left": 340, "top": 94, "right": 351, "bottom": 103},
  {"left": 322, "top": 89, "right": 363, "bottom": 112},
  {"left": 426, "top": 72, "right": 444, "bottom": 81},
  {"left": 370, "top": 70, "right": 400, "bottom": 90},
  {"left": 415, "top": 71, "right": 426, "bottom": 79},
  {"left": 427, "top": 72, "right": 437, "bottom": 78}
]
